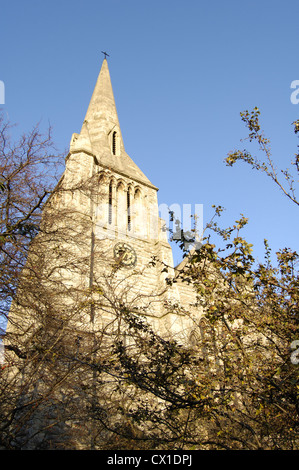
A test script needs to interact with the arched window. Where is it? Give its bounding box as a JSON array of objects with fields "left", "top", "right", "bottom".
[
  {"left": 133, "top": 188, "right": 146, "bottom": 237},
  {"left": 97, "top": 173, "right": 105, "bottom": 205},
  {"left": 127, "top": 188, "right": 131, "bottom": 231},
  {"left": 112, "top": 131, "right": 117, "bottom": 155},
  {"left": 116, "top": 182, "right": 126, "bottom": 235},
  {"left": 108, "top": 180, "right": 113, "bottom": 224}
]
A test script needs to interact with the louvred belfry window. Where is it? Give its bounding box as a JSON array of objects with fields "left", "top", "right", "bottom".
[
  {"left": 108, "top": 180, "right": 113, "bottom": 224},
  {"left": 112, "top": 131, "right": 117, "bottom": 155},
  {"left": 127, "top": 189, "right": 131, "bottom": 231}
]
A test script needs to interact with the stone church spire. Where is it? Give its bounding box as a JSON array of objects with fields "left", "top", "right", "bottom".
[
  {"left": 70, "top": 58, "right": 156, "bottom": 189},
  {"left": 82, "top": 58, "right": 125, "bottom": 153}
]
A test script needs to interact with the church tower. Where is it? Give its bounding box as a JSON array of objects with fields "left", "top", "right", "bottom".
[
  {"left": 56, "top": 58, "right": 186, "bottom": 336},
  {"left": 3, "top": 58, "right": 198, "bottom": 450},
  {"left": 6, "top": 58, "right": 197, "bottom": 357}
]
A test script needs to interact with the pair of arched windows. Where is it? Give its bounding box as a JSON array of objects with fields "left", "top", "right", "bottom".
[
  {"left": 108, "top": 182, "right": 131, "bottom": 231},
  {"left": 98, "top": 173, "right": 144, "bottom": 235},
  {"left": 107, "top": 180, "right": 142, "bottom": 233}
]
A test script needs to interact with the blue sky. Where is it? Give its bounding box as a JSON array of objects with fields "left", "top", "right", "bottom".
[{"left": 1, "top": 0, "right": 298, "bottom": 266}]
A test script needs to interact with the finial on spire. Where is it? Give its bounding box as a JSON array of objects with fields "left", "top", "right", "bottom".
[{"left": 101, "top": 51, "right": 110, "bottom": 60}]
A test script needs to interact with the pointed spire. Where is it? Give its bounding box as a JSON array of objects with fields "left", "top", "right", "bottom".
[
  {"left": 71, "top": 58, "right": 157, "bottom": 189},
  {"left": 84, "top": 59, "right": 119, "bottom": 128},
  {"left": 81, "top": 58, "right": 124, "bottom": 152}
]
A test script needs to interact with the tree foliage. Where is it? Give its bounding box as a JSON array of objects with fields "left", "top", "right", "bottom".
[
  {"left": 0, "top": 114, "right": 63, "bottom": 327},
  {"left": 0, "top": 110, "right": 298, "bottom": 450},
  {"left": 225, "top": 107, "right": 299, "bottom": 206}
]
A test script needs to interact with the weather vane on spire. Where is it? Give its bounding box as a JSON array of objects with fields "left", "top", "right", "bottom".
[{"left": 101, "top": 51, "right": 110, "bottom": 60}]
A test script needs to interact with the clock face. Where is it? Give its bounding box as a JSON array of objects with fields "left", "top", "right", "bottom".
[{"left": 113, "top": 242, "right": 137, "bottom": 267}]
